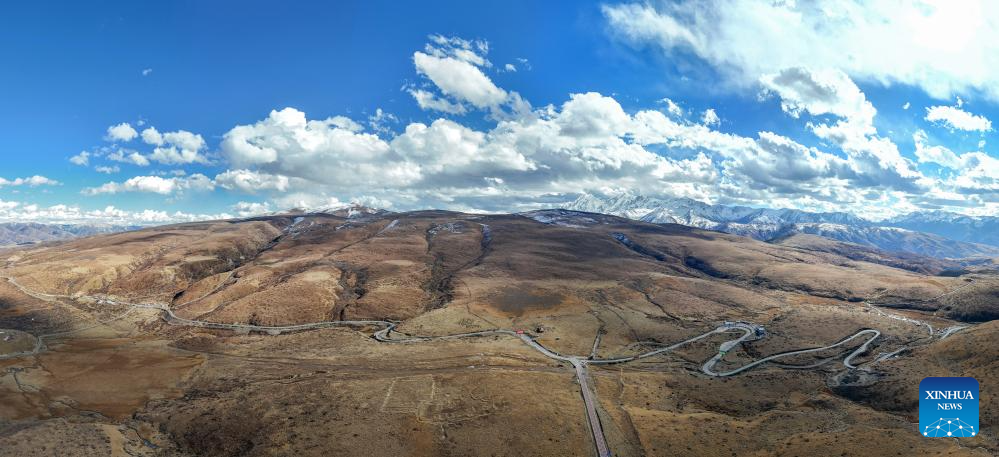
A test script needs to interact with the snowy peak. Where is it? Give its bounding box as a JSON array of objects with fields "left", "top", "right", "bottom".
[
  {"left": 563, "top": 193, "right": 999, "bottom": 259},
  {"left": 278, "top": 204, "right": 390, "bottom": 219},
  {"left": 565, "top": 194, "right": 866, "bottom": 229}
]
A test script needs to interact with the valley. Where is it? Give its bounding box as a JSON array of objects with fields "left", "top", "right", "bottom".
[{"left": 1, "top": 209, "right": 997, "bottom": 456}]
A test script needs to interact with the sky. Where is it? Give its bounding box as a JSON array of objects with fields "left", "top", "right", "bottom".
[{"left": 2, "top": 0, "right": 999, "bottom": 225}]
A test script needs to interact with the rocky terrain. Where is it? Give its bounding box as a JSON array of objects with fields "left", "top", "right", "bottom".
[{"left": 0, "top": 208, "right": 996, "bottom": 456}]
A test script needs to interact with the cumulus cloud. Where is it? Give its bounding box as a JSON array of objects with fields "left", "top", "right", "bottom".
[
  {"left": 82, "top": 174, "right": 213, "bottom": 196},
  {"left": 221, "top": 107, "right": 415, "bottom": 187},
  {"left": 408, "top": 89, "right": 468, "bottom": 114},
  {"left": 148, "top": 130, "right": 209, "bottom": 165},
  {"left": 0, "top": 175, "right": 60, "bottom": 187},
  {"left": 105, "top": 123, "right": 138, "bottom": 142},
  {"left": 410, "top": 35, "right": 508, "bottom": 112},
  {"left": 701, "top": 108, "right": 720, "bottom": 126},
  {"left": 909, "top": 131, "right": 999, "bottom": 194},
  {"left": 925, "top": 105, "right": 992, "bottom": 131},
  {"left": 216, "top": 96, "right": 727, "bottom": 211},
  {"left": 214, "top": 169, "right": 291, "bottom": 193},
  {"left": 603, "top": 1, "right": 999, "bottom": 101},
  {"left": 231, "top": 201, "right": 271, "bottom": 217},
  {"left": 913, "top": 130, "right": 963, "bottom": 169},
  {"left": 107, "top": 149, "right": 151, "bottom": 166},
  {"left": 99, "top": 126, "right": 209, "bottom": 165},
  {"left": 659, "top": 97, "right": 684, "bottom": 117},
  {"left": 760, "top": 67, "right": 876, "bottom": 130},
  {"left": 69, "top": 151, "right": 90, "bottom": 166},
  {"left": 213, "top": 63, "right": 987, "bottom": 217},
  {"left": 41, "top": 32, "right": 999, "bottom": 221},
  {"left": 0, "top": 199, "right": 230, "bottom": 225},
  {"left": 141, "top": 127, "right": 164, "bottom": 145},
  {"left": 951, "top": 152, "right": 999, "bottom": 192},
  {"left": 759, "top": 67, "right": 924, "bottom": 193}
]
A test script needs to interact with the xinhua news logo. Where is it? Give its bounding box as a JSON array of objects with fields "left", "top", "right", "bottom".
[{"left": 919, "top": 377, "right": 979, "bottom": 437}]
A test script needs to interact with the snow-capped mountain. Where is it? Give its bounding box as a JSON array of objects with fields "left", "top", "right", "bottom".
[
  {"left": 887, "top": 211, "right": 999, "bottom": 247},
  {"left": 568, "top": 193, "right": 867, "bottom": 229},
  {"left": 275, "top": 204, "right": 390, "bottom": 219},
  {"left": 564, "top": 194, "right": 999, "bottom": 259}
]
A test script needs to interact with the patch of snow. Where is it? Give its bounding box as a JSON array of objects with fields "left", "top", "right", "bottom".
[{"left": 428, "top": 222, "right": 464, "bottom": 236}]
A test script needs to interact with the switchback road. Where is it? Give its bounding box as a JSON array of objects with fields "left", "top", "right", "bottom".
[{"left": 0, "top": 275, "right": 971, "bottom": 457}]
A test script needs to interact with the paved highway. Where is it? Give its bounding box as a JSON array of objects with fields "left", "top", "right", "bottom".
[
  {"left": 701, "top": 328, "right": 881, "bottom": 376},
  {"left": 572, "top": 359, "right": 612, "bottom": 457}
]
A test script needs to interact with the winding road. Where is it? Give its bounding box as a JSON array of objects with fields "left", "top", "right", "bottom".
[{"left": 0, "top": 275, "right": 970, "bottom": 457}]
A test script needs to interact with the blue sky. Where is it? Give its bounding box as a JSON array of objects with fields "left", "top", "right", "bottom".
[{"left": 2, "top": 0, "right": 998, "bottom": 224}]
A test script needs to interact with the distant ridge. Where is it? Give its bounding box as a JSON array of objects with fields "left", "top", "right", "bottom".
[
  {"left": 0, "top": 222, "right": 137, "bottom": 247},
  {"left": 564, "top": 193, "right": 999, "bottom": 259}
]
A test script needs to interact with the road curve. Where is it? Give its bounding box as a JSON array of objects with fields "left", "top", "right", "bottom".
[
  {"left": 0, "top": 275, "right": 955, "bottom": 457},
  {"left": 701, "top": 329, "right": 880, "bottom": 376}
]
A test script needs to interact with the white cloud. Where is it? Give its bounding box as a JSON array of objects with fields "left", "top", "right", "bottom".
[
  {"left": 82, "top": 174, "right": 213, "bottom": 196},
  {"left": 368, "top": 108, "right": 398, "bottom": 134},
  {"left": 215, "top": 169, "right": 291, "bottom": 193},
  {"left": 412, "top": 35, "right": 508, "bottom": 110},
  {"left": 504, "top": 63, "right": 517, "bottom": 72},
  {"left": 69, "top": 151, "right": 90, "bottom": 166},
  {"left": 951, "top": 152, "right": 999, "bottom": 192},
  {"left": 903, "top": 102, "right": 911, "bottom": 110},
  {"left": 109, "top": 126, "right": 209, "bottom": 165},
  {"left": 148, "top": 130, "right": 208, "bottom": 165},
  {"left": 216, "top": 98, "right": 723, "bottom": 211},
  {"left": 603, "top": 1, "right": 999, "bottom": 101},
  {"left": 94, "top": 165, "right": 120, "bottom": 174},
  {"left": 231, "top": 201, "right": 271, "bottom": 217},
  {"left": 659, "top": 97, "right": 684, "bottom": 117},
  {"left": 557, "top": 92, "right": 633, "bottom": 137},
  {"left": 0, "top": 199, "right": 230, "bottom": 225},
  {"left": 925, "top": 105, "right": 992, "bottom": 131},
  {"left": 408, "top": 88, "right": 468, "bottom": 114},
  {"left": 105, "top": 122, "right": 138, "bottom": 142},
  {"left": 413, "top": 52, "right": 507, "bottom": 108},
  {"left": 701, "top": 108, "right": 720, "bottom": 126},
  {"left": 222, "top": 107, "right": 417, "bottom": 188},
  {"left": 45, "top": 33, "right": 999, "bottom": 220},
  {"left": 107, "top": 149, "right": 151, "bottom": 166},
  {"left": 760, "top": 67, "right": 876, "bottom": 132},
  {"left": 913, "top": 130, "right": 963, "bottom": 169},
  {"left": 213, "top": 68, "right": 971, "bottom": 216},
  {"left": 0, "top": 175, "right": 60, "bottom": 187},
  {"left": 142, "top": 68, "right": 153, "bottom": 76},
  {"left": 141, "top": 127, "right": 164, "bottom": 146},
  {"left": 757, "top": 67, "right": 925, "bottom": 193}
]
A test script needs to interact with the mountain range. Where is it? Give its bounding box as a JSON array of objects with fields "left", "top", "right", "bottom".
[
  {"left": 3, "top": 207, "right": 997, "bottom": 456},
  {"left": 564, "top": 194, "right": 999, "bottom": 259},
  {"left": 0, "top": 222, "right": 137, "bottom": 247},
  {"left": 6, "top": 197, "right": 999, "bottom": 261}
]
